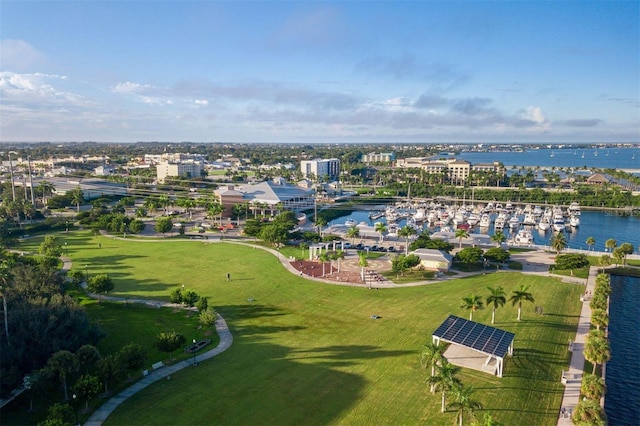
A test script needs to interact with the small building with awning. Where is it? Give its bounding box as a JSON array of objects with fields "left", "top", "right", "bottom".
[{"left": 432, "top": 315, "right": 514, "bottom": 377}]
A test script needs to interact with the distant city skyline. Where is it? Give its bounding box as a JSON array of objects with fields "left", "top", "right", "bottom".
[{"left": 1, "top": 1, "right": 638, "bottom": 144}]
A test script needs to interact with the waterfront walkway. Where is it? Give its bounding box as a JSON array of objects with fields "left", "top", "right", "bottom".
[{"left": 556, "top": 266, "right": 599, "bottom": 425}]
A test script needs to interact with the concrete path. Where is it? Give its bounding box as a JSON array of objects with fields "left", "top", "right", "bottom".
[{"left": 556, "top": 266, "right": 599, "bottom": 425}]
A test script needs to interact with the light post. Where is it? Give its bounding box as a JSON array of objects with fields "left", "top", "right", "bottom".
[
  {"left": 72, "top": 394, "right": 79, "bottom": 425},
  {"left": 64, "top": 242, "right": 68, "bottom": 256},
  {"left": 192, "top": 339, "right": 197, "bottom": 366}
]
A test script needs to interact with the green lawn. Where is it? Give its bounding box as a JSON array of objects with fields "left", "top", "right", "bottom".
[{"left": 18, "top": 232, "right": 583, "bottom": 425}]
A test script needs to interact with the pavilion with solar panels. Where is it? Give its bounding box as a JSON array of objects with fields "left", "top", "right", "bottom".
[{"left": 432, "top": 315, "right": 515, "bottom": 377}]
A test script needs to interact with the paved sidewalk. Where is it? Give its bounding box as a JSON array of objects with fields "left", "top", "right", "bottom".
[{"left": 557, "top": 266, "right": 599, "bottom": 425}]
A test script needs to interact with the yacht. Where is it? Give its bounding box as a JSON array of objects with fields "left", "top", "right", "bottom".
[
  {"left": 413, "top": 208, "right": 426, "bottom": 222},
  {"left": 508, "top": 215, "right": 521, "bottom": 229},
  {"left": 552, "top": 214, "right": 566, "bottom": 232},
  {"left": 467, "top": 212, "right": 480, "bottom": 227},
  {"left": 514, "top": 229, "right": 533, "bottom": 245},
  {"left": 538, "top": 217, "right": 551, "bottom": 231},
  {"left": 569, "top": 215, "right": 580, "bottom": 227},
  {"left": 495, "top": 214, "right": 506, "bottom": 230},
  {"left": 533, "top": 205, "right": 543, "bottom": 217},
  {"left": 345, "top": 219, "right": 356, "bottom": 227},
  {"left": 569, "top": 202, "right": 581, "bottom": 216},
  {"left": 479, "top": 214, "right": 491, "bottom": 228},
  {"left": 522, "top": 213, "right": 537, "bottom": 226}
]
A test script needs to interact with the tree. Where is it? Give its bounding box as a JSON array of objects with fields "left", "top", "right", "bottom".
[
  {"left": 42, "top": 402, "right": 75, "bottom": 426},
  {"left": 330, "top": 250, "right": 345, "bottom": 273},
  {"left": 154, "top": 331, "right": 187, "bottom": 361},
  {"left": 509, "top": 284, "right": 535, "bottom": 321},
  {"left": 590, "top": 308, "right": 609, "bottom": 331},
  {"left": 129, "top": 219, "right": 146, "bottom": 234},
  {"left": 87, "top": 274, "right": 114, "bottom": 302},
  {"left": 581, "top": 373, "right": 606, "bottom": 401},
  {"left": 554, "top": 253, "right": 589, "bottom": 271},
  {"left": 358, "top": 251, "right": 369, "bottom": 285},
  {"left": 38, "top": 235, "right": 63, "bottom": 258},
  {"left": 47, "top": 350, "right": 78, "bottom": 401},
  {"left": 97, "top": 354, "right": 121, "bottom": 394},
  {"left": 72, "top": 374, "right": 101, "bottom": 411},
  {"left": 455, "top": 228, "right": 469, "bottom": 249},
  {"left": 169, "top": 287, "right": 183, "bottom": 304},
  {"left": 550, "top": 232, "right": 568, "bottom": 255},
  {"left": 460, "top": 293, "right": 484, "bottom": 320},
  {"left": 584, "top": 330, "right": 611, "bottom": 374},
  {"left": 315, "top": 217, "right": 327, "bottom": 236},
  {"left": 456, "top": 247, "right": 484, "bottom": 268},
  {"left": 181, "top": 289, "right": 199, "bottom": 307},
  {"left": 598, "top": 255, "right": 612, "bottom": 273},
  {"left": 619, "top": 242, "right": 634, "bottom": 266},
  {"left": 118, "top": 342, "right": 147, "bottom": 381},
  {"left": 76, "top": 344, "right": 101, "bottom": 374},
  {"left": 447, "top": 384, "right": 482, "bottom": 426},
  {"left": 605, "top": 238, "right": 617, "bottom": 253},
  {"left": 70, "top": 186, "right": 85, "bottom": 213},
  {"left": 427, "top": 360, "right": 461, "bottom": 413},
  {"left": 398, "top": 225, "right": 417, "bottom": 255},
  {"left": 483, "top": 247, "right": 510, "bottom": 264},
  {"left": 196, "top": 296, "right": 208, "bottom": 312},
  {"left": 586, "top": 236, "right": 596, "bottom": 251},
  {"left": 318, "top": 252, "right": 331, "bottom": 277},
  {"left": 374, "top": 222, "right": 387, "bottom": 243},
  {"left": 0, "top": 262, "right": 13, "bottom": 345},
  {"left": 155, "top": 216, "right": 173, "bottom": 236},
  {"left": 572, "top": 398, "right": 607, "bottom": 426},
  {"left": 259, "top": 224, "right": 288, "bottom": 247},
  {"left": 420, "top": 341, "right": 445, "bottom": 392},
  {"left": 490, "top": 231, "right": 506, "bottom": 247},
  {"left": 486, "top": 286, "right": 506, "bottom": 324},
  {"left": 346, "top": 225, "right": 360, "bottom": 244},
  {"left": 199, "top": 307, "right": 218, "bottom": 327}
]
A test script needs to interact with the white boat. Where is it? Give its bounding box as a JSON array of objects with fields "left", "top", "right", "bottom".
[
  {"left": 413, "top": 208, "right": 426, "bottom": 222},
  {"left": 467, "top": 213, "right": 480, "bottom": 226},
  {"left": 296, "top": 213, "right": 307, "bottom": 225},
  {"left": 514, "top": 229, "right": 533, "bottom": 245},
  {"left": 533, "top": 205, "right": 543, "bottom": 217},
  {"left": 552, "top": 214, "right": 566, "bottom": 232},
  {"left": 479, "top": 214, "right": 491, "bottom": 228},
  {"left": 522, "top": 213, "right": 537, "bottom": 226},
  {"left": 495, "top": 216, "right": 506, "bottom": 230},
  {"left": 345, "top": 219, "right": 356, "bottom": 227},
  {"left": 569, "top": 202, "right": 581, "bottom": 216},
  {"left": 538, "top": 217, "right": 551, "bottom": 231},
  {"left": 508, "top": 215, "right": 521, "bottom": 229},
  {"left": 569, "top": 215, "right": 580, "bottom": 227}
]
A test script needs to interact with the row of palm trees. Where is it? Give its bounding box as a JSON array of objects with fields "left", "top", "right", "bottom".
[
  {"left": 572, "top": 272, "right": 611, "bottom": 425},
  {"left": 460, "top": 285, "right": 535, "bottom": 323},
  {"left": 421, "top": 342, "right": 484, "bottom": 426}
]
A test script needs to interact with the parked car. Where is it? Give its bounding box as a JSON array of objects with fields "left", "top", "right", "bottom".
[{"left": 387, "top": 246, "right": 396, "bottom": 252}]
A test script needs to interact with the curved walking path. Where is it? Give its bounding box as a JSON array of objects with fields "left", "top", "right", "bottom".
[
  {"left": 60, "top": 257, "right": 234, "bottom": 426},
  {"left": 67, "top": 233, "right": 594, "bottom": 424}
]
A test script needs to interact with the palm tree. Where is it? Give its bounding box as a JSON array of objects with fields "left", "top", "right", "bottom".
[
  {"left": 358, "top": 251, "right": 369, "bottom": 286},
  {"left": 455, "top": 228, "right": 469, "bottom": 249},
  {"left": 486, "top": 286, "right": 506, "bottom": 324},
  {"left": 346, "top": 225, "right": 360, "bottom": 244},
  {"left": 571, "top": 398, "right": 607, "bottom": 426},
  {"left": 586, "top": 236, "right": 596, "bottom": 251},
  {"left": 331, "top": 250, "right": 345, "bottom": 273},
  {"left": 509, "top": 284, "right": 535, "bottom": 321},
  {"left": 550, "top": 232, "right": 567, "bottom": 255},
  {"left": 398, "top": 225, "right": 417, "bottom": 255},
  {"left": 70, "top": 186, "right": 85, "bottom": 213},
  {"left": 318, "top": 252, "right": 331, "bottom": 277},
  {"left": 427, "top": 360, "right": 461, "bottom": 413},
  {"left": 460, "top": 293, "right": 484, "bottom": 320},
  {"left": 420, "top": 341, "right": 445, "bottom": 392},
  {"left": 315, "top": 217, "right": 328, "bottom": 236},
  {"left": 605, "top": 238, "right": 617, "bottom": 253},
  {"left": 491, "top": 231, "right": 506, "bottom": 247},
  {"left": 447, "top": 384, "right": 482, "bottom": 426},
  {"left": 590, "top": 308, "right": 608, "bottom": 331},
  {"left": 374, "top": 222, "right": 387, "bottom": 243},
  {"left": 584, "top": 330, "right": 611, "bottom": 374},
  {"left": 581, "top": 373, "right": 606, "bottom": 401},
  {"left": 0, "top": 262, "right": 12, "bottom": 345},
  {"left": 36, "top": 181, "right": 56, "bottom": 207}
]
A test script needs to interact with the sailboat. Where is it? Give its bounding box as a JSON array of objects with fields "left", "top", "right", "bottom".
[{"left": 550, "top": 150, "right": 555, "bottom": 158}]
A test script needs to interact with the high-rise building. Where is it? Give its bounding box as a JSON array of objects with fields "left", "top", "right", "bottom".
[{"left": 300, "top": 158, "right": 340, "bottom": 181}]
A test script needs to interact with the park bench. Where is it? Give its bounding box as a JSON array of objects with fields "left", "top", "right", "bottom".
[{"left": 152, "top": 361, "right": 165, "bottom": 371}]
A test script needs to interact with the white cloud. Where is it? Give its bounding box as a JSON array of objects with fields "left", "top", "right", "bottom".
[
  {"left": 0, "top": 39, "right": 47, "bottom": 70},
  {"left": 112, "top": 81, "right": 154, "bottom": 94},
  {"left": 194, "top": 99, "right": 209, "bottom": 106}
]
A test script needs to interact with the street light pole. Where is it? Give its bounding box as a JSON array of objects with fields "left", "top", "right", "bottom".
[
  {"left": 192, "top": 339, "right": 197, "bottom": 366},
  {"left": 72, "top": 394, "right": 79, "bottom": 425}
]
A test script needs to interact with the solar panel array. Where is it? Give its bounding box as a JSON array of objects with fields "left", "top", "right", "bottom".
[{"left": 432, "top": 315, "right": 515, "bottom": 359}]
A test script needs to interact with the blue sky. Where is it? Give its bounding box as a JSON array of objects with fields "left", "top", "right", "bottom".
[{"left": 1, "top": 1, "right": 638, "bottom": 143}]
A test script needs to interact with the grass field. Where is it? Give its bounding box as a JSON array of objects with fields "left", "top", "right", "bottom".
[{"left": 18, "top": 232, "right": 583, "bottom": 425}]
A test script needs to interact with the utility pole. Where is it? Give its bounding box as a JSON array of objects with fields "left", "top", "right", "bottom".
[
  {"left": 7, "top": 152, "right": 16, "bottom": 201},
  {"left": 27, "top": 156, "right": 35, "bottom": 206}
]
